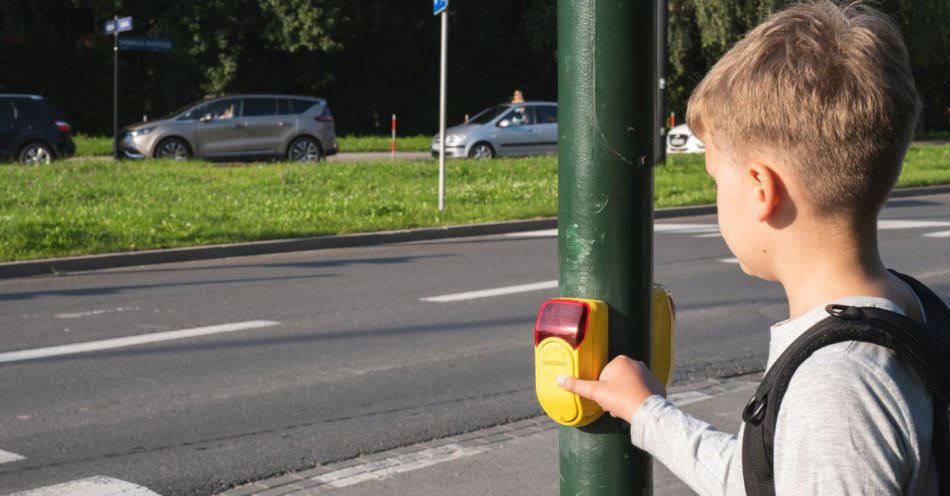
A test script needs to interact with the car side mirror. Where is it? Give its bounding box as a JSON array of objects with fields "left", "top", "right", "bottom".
[
  {"left": 497, "top": 119, "right": 510, "bottom": 128},
  {"left": 200, "top": 114, "right": 213, "bottom": 123}
]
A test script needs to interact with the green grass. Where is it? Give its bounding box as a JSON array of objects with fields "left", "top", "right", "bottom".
[
  {"left": 1, "top": 143, "right": 947, "bottom": 262},
  {"left": 73, "top": 134, "right": 114, "bottom": 157},
  {"left": 896, "top": 142, "right": 950, "bottom": 187},
  {"left": 0, "top": 156, "right": 556, "bottom": 261},
  {"left": 655, "top": 153, "right": 713, "bottom": 208},
  {"left": 72, "top": 134, "right": 432, "bottom": 156},
  {"left": 337, "top": 135, "right": 431, "bottom": 152}
]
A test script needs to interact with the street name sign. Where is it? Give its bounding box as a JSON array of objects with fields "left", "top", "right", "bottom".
[
  {"left": 433, "top": 0, "right": 447, "bottom": 16},
  {"left": 118, "top": 37, "right": 173, "bottom": 52},
  {"left": 104, "top": 16, "right": 133, "bottom": 34}
]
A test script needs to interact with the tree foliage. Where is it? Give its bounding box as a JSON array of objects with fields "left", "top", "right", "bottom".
[
  {"left": 0, "top": 0, "right": 945, "bottom": 137},
  {"left": 667, "top": 0, "right": 950, "bottom": 129}
]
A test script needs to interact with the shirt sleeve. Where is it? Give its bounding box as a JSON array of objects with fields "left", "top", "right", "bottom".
[
  {"left": 772, "top": 343, "right": 931, "bottom": 495},
  {"left": 630, "top": 395, "right": 746, "bottom": 496}
]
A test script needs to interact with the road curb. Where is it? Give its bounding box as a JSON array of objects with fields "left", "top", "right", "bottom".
[
  {"left": 3, "top": 185, "right": 948, "bottom": 279},
  {"left": 0, "top": 218, "right": 556, "bottom": 279},
  {"left": 887, "top": 184, "right": 950, "bottom": 198}
]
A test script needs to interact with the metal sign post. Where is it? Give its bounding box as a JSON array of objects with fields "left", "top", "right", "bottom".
[
  {"left": 434, "top": 0, "right": 448, "bottom": 211},
  {"left": 104, "top": 16, "right": 133, "bottom": 159}
]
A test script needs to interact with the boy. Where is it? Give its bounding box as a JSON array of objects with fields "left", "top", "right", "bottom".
[{"left": 558, "top": 1, "right": 941, "bottom": 494}]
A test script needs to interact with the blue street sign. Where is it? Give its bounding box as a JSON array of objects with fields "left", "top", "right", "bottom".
[
  {"left": 118, "top": 37, "right": 173, "bottom": 52},
  {"left": 433, "top": 0, "right": 447, "bottom": 16},
  {"left": 104, "top": 16, "right": 133, "bottom": 34},
  {"left": 117, "top": 17, "right": 133, "bottom": 32}
]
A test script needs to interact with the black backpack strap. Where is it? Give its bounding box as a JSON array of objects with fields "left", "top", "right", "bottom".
[{"left": 742, "top": 301, "right": 950, "bottom": 496}]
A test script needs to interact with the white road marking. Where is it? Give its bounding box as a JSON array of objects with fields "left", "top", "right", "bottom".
[
  {"left": 0, "top": 449, "right": 25, "bottom": 464},
  {"left": 917, "top": 267, "right": 950, "bottom": 279},
  {"left": 507, "top": 224, "right": 723, "bottom": 238},
  {"left": 311, "top": 443, "right": 490, "bottom": 488},
  {"left": 479, "top": 217, "right": 948, "bottom": 300},
  {"left": 505, "top": 228, "right": 557, "bottom": 237},
  {"left": 55, "top": 307, "right": 137, "bottom": 319},
  {"left": 0, "top": 320, "right": 280, "bottom": 364},
  {"left": 8, "top": 476, "right": 161, "bottom": 496},
  {"left": 505, "top": 219, "right": 950, "bottom": 240},
  {"left": 878, "top": 219, "right": 950, "bottom": 230},
  {"left": 421, "top": 280, "right": 558, "bottom": 302},
  {"left": 654, "top": 223, "right": 720, "bottom": 234},
  {"left": 668, "top": 390, "right": 713, "bottom": 407}
]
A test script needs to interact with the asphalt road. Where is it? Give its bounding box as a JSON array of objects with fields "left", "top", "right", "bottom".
[{"left": 1, "top": 193, "right": 948, "bottom": 495}]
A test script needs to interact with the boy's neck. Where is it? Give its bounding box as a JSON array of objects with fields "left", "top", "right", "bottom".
[{"left": 775, "top": 222, "right": 896, "bottom": 320}]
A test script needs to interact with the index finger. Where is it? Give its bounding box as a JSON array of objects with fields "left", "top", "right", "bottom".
[{"left": 556, "top": 374, "right": 601, "bottom": 402}]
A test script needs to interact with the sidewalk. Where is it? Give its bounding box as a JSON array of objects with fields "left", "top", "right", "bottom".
[{"left": 219, "top": 374, "right": 760, "bottom": 496}]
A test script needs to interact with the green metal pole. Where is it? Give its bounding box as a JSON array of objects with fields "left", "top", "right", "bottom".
[{"left": 557, "top": 0, "right": 657, "bottom": 494}]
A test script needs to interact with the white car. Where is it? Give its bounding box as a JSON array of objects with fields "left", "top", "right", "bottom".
[{"left": 666, "top": 124, "right": 705, "bottom": 154}]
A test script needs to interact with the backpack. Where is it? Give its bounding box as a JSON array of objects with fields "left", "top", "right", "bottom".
[{"left": 741, "top": 271, "right": 950, "bottom": 496}]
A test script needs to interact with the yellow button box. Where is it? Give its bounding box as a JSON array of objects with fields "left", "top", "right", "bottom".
[{"left": 534, "top": 298, "right": 608, "bottom": 427}]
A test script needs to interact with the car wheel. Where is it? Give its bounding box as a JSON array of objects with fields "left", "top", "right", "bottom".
[
  {"left": 154, "top": 138, "right": 192, "bottom": 160},
  {"left": 468, "top": 142, "right": 495, "bottom": 160},
  {"left": 19, "top": 142, "right": 54, "bottom": 165},
  {"left": 287, "top": 136, "right": 324, "bottom": 162}
]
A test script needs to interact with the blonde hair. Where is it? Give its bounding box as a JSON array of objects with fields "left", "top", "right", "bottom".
[{"left": 687, "top": 1, "right": 920, "bottom": 217}]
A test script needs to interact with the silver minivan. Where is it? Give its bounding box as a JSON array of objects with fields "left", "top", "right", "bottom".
[
  {"left": 119, "top": 94, "right": 338, "bottom": 161},
  {"left": 430, "top": 101, "right": 558, "bottom": 159}
]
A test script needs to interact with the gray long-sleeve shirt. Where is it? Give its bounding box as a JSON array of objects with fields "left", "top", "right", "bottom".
[{"left": 630, "top": 296, "right": 939, "bottom": 495}]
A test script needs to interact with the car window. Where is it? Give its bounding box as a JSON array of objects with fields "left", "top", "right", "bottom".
[
  {"left": 11, "top": 99, "right": 57, "bottom": 121},
  {"left": 289, "top": 99, "right": 317, "bottom": 114},
  {"left": 499, "top": 106, "right": 535, "bottom": 127},
  {"left": 186, "top": 99, "right": 241, "bottom": 120},
  {"left": 0, "top": 101, "right": 14, "bottom": 131},
  {"left": 165, "top": 102, "right": 197, "bottom": 120},
  {"left": 536, "top": 105, "right": 557, "bottom": 124},
  {"left": 469, "top": 105, "right": 508, "bottom": 125},
  {"left": 242, "top": 98, "right": 277, "bottom": 117},
  {"left": 278, "top": 99, "right": 294, "bottom": 115}
]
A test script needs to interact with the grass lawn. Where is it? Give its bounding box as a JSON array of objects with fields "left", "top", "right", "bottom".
[
  {"left": 73, "top": 134, "right": 115, "bottom": 157},
  {"left": 1, "top": 143, "right": 947, "bottom": 261},
  {"left": 339, "top": 135, "right": 431, "bottom": 152},
  {"left": 72, "top": 134, "right": 432, "bottom": 156}
]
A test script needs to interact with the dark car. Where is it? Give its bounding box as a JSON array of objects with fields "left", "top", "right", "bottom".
[{"left": 0, "top": 94, "right": 76, "bottom": 164}]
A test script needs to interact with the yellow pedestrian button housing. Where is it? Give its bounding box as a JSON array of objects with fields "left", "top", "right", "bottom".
[
  {"left": 534, "top": 286, "right": 676, "bottom": 427},
  {"left": 652, "top": 284, "right": 676, "bottom": 387},
  {"left": 534, "top": 298, "right": 608, "bottom": 427}
]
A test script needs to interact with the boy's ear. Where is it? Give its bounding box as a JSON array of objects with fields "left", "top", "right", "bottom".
[{"left": 746, "top": 162, "right": 780, "bottom": 222}]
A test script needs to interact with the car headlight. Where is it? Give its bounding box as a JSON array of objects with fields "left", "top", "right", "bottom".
[
  {"left": 130, "top": 126, "right": 156, "bottom": 137},
  {"left": 445, "top": 133, "right": 467, "bottom": 146}
]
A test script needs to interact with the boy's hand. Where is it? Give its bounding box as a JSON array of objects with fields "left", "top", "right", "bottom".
[{"left": 556, "top": 356, "right": 666, "bottom": 423}]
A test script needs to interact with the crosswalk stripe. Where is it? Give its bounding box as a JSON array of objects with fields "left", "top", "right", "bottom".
[{"left": 8, "top": 476, "right": 161, "bottom": 496}]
